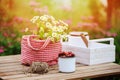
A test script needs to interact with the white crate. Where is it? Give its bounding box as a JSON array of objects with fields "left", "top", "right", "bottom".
[{"left": 62, "top": 38, "right": 115, "bottom": 65}]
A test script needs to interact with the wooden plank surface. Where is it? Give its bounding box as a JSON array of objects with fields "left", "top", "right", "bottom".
[{"left": 0, "top": 55, "right": 120, "bottom": 80}]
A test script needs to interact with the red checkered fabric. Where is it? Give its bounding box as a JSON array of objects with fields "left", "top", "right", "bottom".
[{"left": 21, "top": 35, "right": 62, "bottom": 66}]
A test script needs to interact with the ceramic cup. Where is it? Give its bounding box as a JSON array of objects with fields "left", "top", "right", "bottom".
[{"left": 58, "top": 57, "right": 76, "bottom": 72}]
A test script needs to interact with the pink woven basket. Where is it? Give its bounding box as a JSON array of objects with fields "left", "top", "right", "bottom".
[{"left": 21, "top": 35, "right": 62, "bottom": 66}]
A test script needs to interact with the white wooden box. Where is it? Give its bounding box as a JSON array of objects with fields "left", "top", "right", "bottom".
[{"left": 62, "top": 38, "right": 115, "bottom": 65}]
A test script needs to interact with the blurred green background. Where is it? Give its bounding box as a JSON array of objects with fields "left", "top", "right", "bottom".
[{"left": 0, "top": 0, "right": 120, "bottom": 64}]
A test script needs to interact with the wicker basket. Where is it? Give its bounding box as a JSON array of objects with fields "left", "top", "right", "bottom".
[{"left": 21, "top": 35, "right": 62, "bottom": 66}]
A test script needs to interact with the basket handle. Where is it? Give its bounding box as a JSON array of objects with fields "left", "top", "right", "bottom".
[
  {"left": 70, "top": 33, "right": 88, "bottom": 47},
  {"left": 80, "top": 34, "right": 88, "bottom": 47},
  {"left": 89, "top": 38, "right": 114, "bottom": 45},
  {"left": 27, "top": 35, "right": 51, "bottom": 51}
]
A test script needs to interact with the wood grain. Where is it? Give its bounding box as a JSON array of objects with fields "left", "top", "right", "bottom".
[{"left": 0, "top": 55, "right": 120, "bottom": 80}]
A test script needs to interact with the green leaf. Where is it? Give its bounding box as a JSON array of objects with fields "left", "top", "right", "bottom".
[{"left": 39, "top": 27, "right": 44, "bottom": 39}]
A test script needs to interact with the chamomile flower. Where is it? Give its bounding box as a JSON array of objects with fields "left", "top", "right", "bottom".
[
  {"left": 52, "top": 26, "right": 59, "bottom": 32},
  {"left": 58, "top": 26, "right": 64, "bottom": 32},
  {"left": 30, "top": 16, "right": 39, "bottom": 23},
  {"left": 59, "top": 20, "right": 68, "bottom": 26},
  {"left": 49, "top": 37, "right": 54, "bottom": 42},
  {"left": 25, "top": 28, "right": 29, "bottom": 32},
  {"left": 40, "top": 15, "right": 48, "bottom": 21},
  {"left": 46, "top": 22, "right": 52, "bottom": 28},
  {"left": 52, "top": 20, "right": 59, "bottom": 25},
  {"left": 52, "top": 33, "right": 57, "bottom": 37},
  {"left": 44, "top": 33, "right": 49, "bottom": 38},
  {"left": 63, "top": 26, "right": 68, "bottom": 30}
]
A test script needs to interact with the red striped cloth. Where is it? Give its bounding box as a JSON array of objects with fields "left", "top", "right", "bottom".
[{"left": 21, "top": 35, "right": 62, "bottom": 66}]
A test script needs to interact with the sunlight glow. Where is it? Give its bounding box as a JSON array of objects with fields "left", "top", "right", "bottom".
[{"left": 100, "top": 0, "right": 107, "bottom": 7}]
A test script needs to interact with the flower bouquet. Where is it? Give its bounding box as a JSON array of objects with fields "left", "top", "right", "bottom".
[{"left": 21, "top": 15, "right": 68, "bottom": 66}]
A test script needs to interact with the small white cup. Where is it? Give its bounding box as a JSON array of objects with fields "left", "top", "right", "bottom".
[{"left": 58, "top": 57, "right": 76, "bottom": 72}]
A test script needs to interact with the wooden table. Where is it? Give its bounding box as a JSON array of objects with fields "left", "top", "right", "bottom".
[{"left": 0, "top": 55, "right": 120, "bottom": 80}]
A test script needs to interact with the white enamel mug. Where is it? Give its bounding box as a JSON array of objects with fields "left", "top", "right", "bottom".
[{"left": 58, "top": 57, "right": 76, "bottom": 72}]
